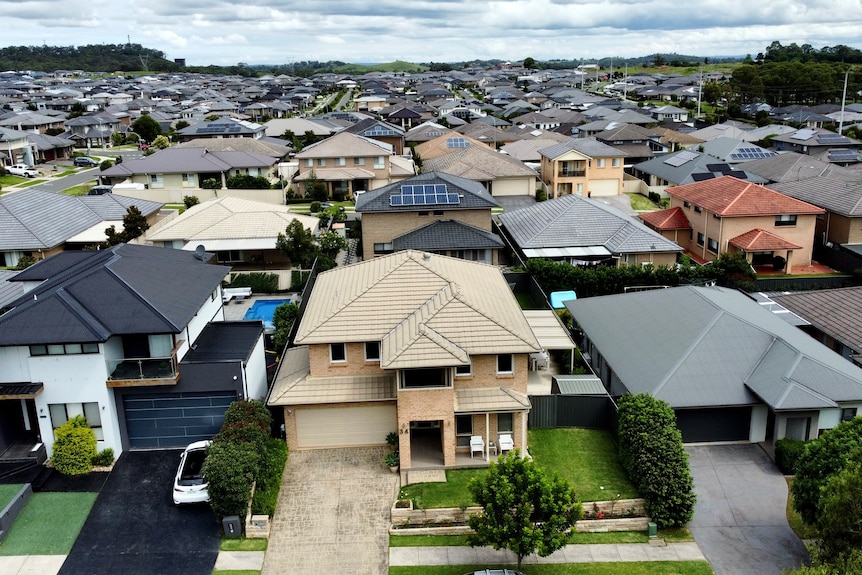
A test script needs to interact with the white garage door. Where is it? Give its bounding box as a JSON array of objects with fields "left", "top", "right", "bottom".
[{"left": 295, "top": 405, "right": 397, "bottom": 448}]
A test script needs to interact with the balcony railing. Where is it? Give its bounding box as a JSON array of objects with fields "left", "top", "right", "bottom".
[
  {"left": 106, "top": 353, "right": 179, "bottom": 387},
  {"left": 558, "top": 169, "right": 586, "bottom": 178}
]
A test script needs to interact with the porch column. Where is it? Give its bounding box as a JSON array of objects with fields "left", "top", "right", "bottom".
[
  {"left": 785, "top": 250, "right": 794, "bottom": 273},
  {"left": 485, "top": 412, "right": 490, "bottom": 460},
  {"left": 521, "top": 412, "right": 527, "bottom": 455}
]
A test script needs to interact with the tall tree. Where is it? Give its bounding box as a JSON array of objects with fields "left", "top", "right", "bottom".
[
  {"left": 468, "top": 451, "right": 581, "bottom": 572},
  {"left": 105, "top": 206, "right": 150, "bottom": 246},
  {"left": 131, "top": 114, "right": 162, "bottom": 143},
  {"left": 275, "top": 220, "right": 319, "bottom": 268}
]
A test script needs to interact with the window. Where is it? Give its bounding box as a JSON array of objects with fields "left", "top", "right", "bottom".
[
  {"left": 707, "top": 238, "right": 719, "bottom": 252},
  {"left": 697, "top": 232, "right": 704, "bottom": 246},
  {"left": 373, "top": 242, "right": 393, "bottom": 254},
  {"left": 49, "top": 402, "right": 103, "bottom": 440},
  {"left": 217, "top": 250, "right": 242, "bottom": 263},
  {"left": 597, "top": 158, "right": 606, "bottom": 168},
  {"left": 30, "top": 343, "right": 99, "bottom": 356},
  {"left": 317, "top": 158, "right": 326, "bottom": 167},
  {"left": 181, "top": 173, "right": 195, "bottom": 187},
  {"left": 694, "top": 205, "right": 702, "bottom": 213},
  {"left": 775, "top": 214, "right": 798, "bottom": 227},
  {"left": 400, "top": 368, "right": 449, "bottom": 388},
  {"left": 330, "top": 343, "right": 346, "bottom": 363},
  {"left": 365, "top": 342, "right": 380, "bottom": 362},
  {"left": 374, "top": 156, "right": 385, "bottom": 169},
  {"left": 456, "top": 415, "right": 473, "bottom": 447},
  {"left": 612, "top": 158, "right": 621, "bottom": 167},
  {"left": 497, "top": 354, "right": 513, "bottom": 374},
  {"left": 455, "top": 362, "right": 472, "bottom": 376},
  {"left": 418, "top": 211, "right": 429, "bottom": 217},
  {"left": 683, "top": 201, "right": 691, "bottom": 208},
  {"left": 497, "top": 413, "right": 513, "bottom": 433},
  {"left": 841, "top": 407, "right": 857, "bottom": 422},
  {"left": 305, "top": 159, "right": 313, "bottom": 167},
  {"left": 335, "top": 157, "right": 346, "bottom": 166},
  {"left": 354, "top": 157, "right": 365, "bottom": 165},
  {"left": 433, "top": 210, "right": 444, "bottom": 216},
  {"left": 150, "top": 174, "right": 163, "bottom": 187},
  {"left": 576, "top": 183, "right": 583, "bottom": 195}
]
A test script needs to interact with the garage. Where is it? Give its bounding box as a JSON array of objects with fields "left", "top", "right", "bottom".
[
  {"left": 295, "top": 404, "right": 397, "bottom": 449},
  {"left": 123, "top": 390, "right": 237, "bottom": 449},
  {"left": 675, "top": 406, "right": 752, "bottom": 443}
]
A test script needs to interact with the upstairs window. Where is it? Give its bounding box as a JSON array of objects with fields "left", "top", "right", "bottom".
[
  {"left": 775, "top": 214, "right": 797, "bottom": 227},
  {"left": 330, "top": 343, "right": 346, "bottom": 363},
  {"left": 497, "top": 354, "right": 513, "bottom": 374},
  {"left": 365, "top": 342, "right": 380, "bottom": 362}
]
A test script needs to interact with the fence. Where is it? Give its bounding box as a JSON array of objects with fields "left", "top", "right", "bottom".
[
  {"left": 814, "top": 244, "right": 862, "bottom": 275},
  {"left": 753, "top": 274, "right": 854, "bottom": 292},
  {"left": 528, "top": 394, "right": 616, "bottom": 430}
]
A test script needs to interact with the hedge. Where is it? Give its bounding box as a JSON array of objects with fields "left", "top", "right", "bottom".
[
  {"left": 775, "top": 437, "right": 807, "bottom": 475},
  {"left": 227, "top": 272, "right": 279, "bottom": 293},
  {"left": 52, "top": 415, "right": 98, "bottom": 476},
  {"left": 203, "top": 440, "right": 261, "bottom": 520},
  {"left": 251, "top": 439, "right": 289, "bottom": 516}
]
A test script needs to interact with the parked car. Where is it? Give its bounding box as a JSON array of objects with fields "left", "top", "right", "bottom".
[
  {"left": 74, "top": 157, "right": 100, "bottom": 167},
  {"left": 172, "top": 440, "right": 211, "bottom": 505},
  {"left": 87, "top": 185, "right": 113, "bottom": 195},
  {"left": 6, "top": 164, "right": 39, "bottom": 178}
]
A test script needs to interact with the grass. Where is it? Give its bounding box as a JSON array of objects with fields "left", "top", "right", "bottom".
[
  {"left": 400, "top": 468, "right": 488, "bottom": 509},
  {"left": 0, "top": 492, "right": 97, "bottom": 555},
  {"left": 62, "top": 184, "right": 94, "bottom": 196},
  {"left": 626, "top": 193, "right": 659, "bottom": 211},
  {"left": 390, "top": 563, "right": 714, "bottom": 574},
  {"left": 785, "top": 477, "right": 818, "bottom": 541},
  {"left": 15, "top": 179, "right": 47, "bottom": 188},
  {"left": 0, "top": 175, "right": 26, "bottom": 186},
  {"left": 220, "top": 537, "right": 268, "bottom": 551},
  {"left": 390, "top": 534, "right": 472, "bottom": 547},
  {"left": 390, "top": 530, "right": 692, "bottom": 548},
  {"left": 0, "top": 484, "right": 24, "bottom": 509},
  {"left": 528, "top": 428, "right": 638, "bottom": 502},
  {"left": 515, "top": 291, "right": 546, "bottom": 310}
]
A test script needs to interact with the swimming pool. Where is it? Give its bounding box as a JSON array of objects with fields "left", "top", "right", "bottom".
[{"left": 243, "top": 299, "right": 292, "bottom": 331}]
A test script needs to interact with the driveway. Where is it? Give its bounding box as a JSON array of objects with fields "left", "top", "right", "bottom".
[
  {"left": 687, "top": 444, "right": 809, "bottom": 575},
  {"left": 58, "top": 450, "right": 220, "bottom": 575},
  {"left": 262, "top": 447, "right": 399, "bottom": 575}
]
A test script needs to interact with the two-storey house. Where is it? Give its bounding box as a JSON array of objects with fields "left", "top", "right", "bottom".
[{"left": 537, "top": 137, "right": 627, "bottom": 198}]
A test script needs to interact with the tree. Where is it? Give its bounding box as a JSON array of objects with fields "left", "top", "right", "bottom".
[
  {"left": 468, "top": 451, "right": 581, "bottom": 571},
  {"left": 276, "top": 220, "right": 319, "bottom": 268},
  {"left": 272, "top": 302, "right": 299, "bottom": 352},
  {"left": 174, "top": 120, "right": 190, "bottom": 131},
  {"left": 131, "top": 114, "right": 162, "bottom": 143},
  {"left": 202, "top": 440, "right": 259, "bottom": 520},
  {"left": 183, "top": 195, "right": 200, "bottom": 209},
  {"left": 67, "top": 101, "right": 86, "bottom": 119},
  {"left": 523, "top": 57, "right": 536, "bottom": 69},
  {"left": 318, "top": 230, "right": 348, "bottom": 259},
  {"left": 152, "top": 134, "right": 170, "bottom": 150},
  {"left": 105, "top": 205, "right": 150, "bottom": 245},
  {"left": 304, "top": 170, "right": 328, "bottom": 201},
  {"left": 51, "top": 415, "right": 97, "bottom": 476},
  {"left": 816, "top": 449, "right": 862, "bottom": 562}
]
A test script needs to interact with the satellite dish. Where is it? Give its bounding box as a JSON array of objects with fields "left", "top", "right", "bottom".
[{"left": 194, "top": 245, "right": 206, "bottom": 261}]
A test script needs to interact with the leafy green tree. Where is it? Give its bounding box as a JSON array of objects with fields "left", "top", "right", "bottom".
[
  {"left": 318, "top": 230, "right": 348, "bottom": 258},
  {"left": 131, "top": 114, "right": 162, "bottom": 143},
  {"left": 468, "top": 450, "right": 581, "bottom": 572},
  {"left": 202, "top": 440, "right": 259, "bottom": 520},
  {"left": 272, "top": 302, "right": 300, "bottom": 351},
  {"left": 99, "top": 159, "right": 113, "bottom": 171},
  {"left": 304, "top": 170, "right": 328, "bottom": 201},
  {"left": 617, "top": 393, "right": 696, "bottom": 528},
  {"left": 111, "top": 132, "right": 125, "bottom": 146},
  {"left": 183, "top": 195, "right": 200, "bottom": 209},
  {"left": 67, "top": 101, "right": 86, "bottom": 119},
  {"left": 174, "top": 120, "right": 190, "bottom": 131},
  {"left": 816, "top": 450, "right": 862, "bottom": 562},
  {"left": 522, "top": 57, "right": 536, "bottom": 69},
  {"left": 152, "top": 134, "right": 170, "bottom": 150},
  {"left": 51, "top": 415, "right": 97, "bottom": 476},
  {"left": 105, "top": 205, "right": 150, "bottom": 245},
  {"left": 276, "top": 220, "right": 319, "bottom": 268}
]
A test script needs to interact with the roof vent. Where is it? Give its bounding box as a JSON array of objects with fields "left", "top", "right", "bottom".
[
  {"left": 194, "top": 245, "right": 206, "bottom": 261},
  {"left": 423, "top": 252, "right": 432, "bottom": 260}
]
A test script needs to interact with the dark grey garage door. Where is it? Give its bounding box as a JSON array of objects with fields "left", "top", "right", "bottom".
[
  {"left": 675, "top": 407, "right": 751, "bottom": 443},
  {"left": 124, "top": 391, "right": 237, "bottom": 449}
]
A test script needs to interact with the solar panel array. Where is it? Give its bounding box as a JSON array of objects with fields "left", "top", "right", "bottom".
[
  {"left": 791, "top": 129, "right": 817, "bottom": 140},
  {"left": 729, "top": 147, "right": 776, "bottom": 160},
  {"left": 389, "top": 184, "right": 461, "bottom": 207},
  {"left": 364, "top": 125, "right": 398, "bottom": 137},
  {"left": 446, "top": 137, "right": 469, "bottom": 148},
  {"left": 828, "top": 149, "right": 860, "bottom": 162},
  {"left": 817, "top": 134, "right": 852, "bottom": 144},
  {"left": 663, "top": 150, "right": 699, "bottom": 167},
  {"left": 196, "top": 124, "right": 243, "bottom": 134}
]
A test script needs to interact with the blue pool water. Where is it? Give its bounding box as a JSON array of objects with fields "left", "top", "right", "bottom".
[{"left": 243, "top": 299, "right": 291, "bottom": 330}]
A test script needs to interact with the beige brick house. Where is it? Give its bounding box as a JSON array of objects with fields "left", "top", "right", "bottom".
[
  {"left": 268, "top": 250, "right": 541, "bottom": 473},
  {"left": 640, "top": 175, "right": 824, "bottom": 271},
  {"left": 538, "top": 137, "right": 627, "bottom": 198}
]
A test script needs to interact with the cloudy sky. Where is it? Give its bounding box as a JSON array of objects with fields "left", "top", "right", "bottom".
[{"left": 1, "top": 0, "right": 860, "bottom": 67}]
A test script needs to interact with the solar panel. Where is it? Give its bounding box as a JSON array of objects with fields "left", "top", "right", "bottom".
[
  {"left": 365, "top": 125, "right": 398, "bottom": 137},
  {"left": 817, "top": 134, "right": 850, "bottom": 144},
  {"left": 446, "top": 137, "right": 468, "bottom": 148},
  {"left": 664, "top": 150, "right": 698, "bottom": 167},
  {"left": 390, "top": 183, "right": 460, "bottom": 207},
  {"left": 791, "top": 129, "right": 816, "bottom": 140},
  {"left": 691, "top": 173, "right": 715, "bottom": 181},
  {"left": 728, "top": 171, "right": 748, "bottom": 178}
]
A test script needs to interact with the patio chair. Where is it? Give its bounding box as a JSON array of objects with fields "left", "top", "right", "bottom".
[
  {"left": 470, "top": 435, "right": 484, "bottom": 458},
  {"left": 498, "top": 433, "right": 514, "bottom": 454}
]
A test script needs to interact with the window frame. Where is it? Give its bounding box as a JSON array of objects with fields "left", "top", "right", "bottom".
[
  {"left": 329, "top": 343, "right": 346, "bottom": 363},
  {"left": 49, "top": 402, "right": 103, "bottom": 441},
  {"left": 496, "top": 354, "right": 514, "bottom": 375},
  {"left": 775, "top": 214, "right": 798, "bottom": 227},
  {"left": 696, "top": 232, "right": 705, "bottom": 246},
  {"left": 707, "top": 238, "right": 719, "bottom": 252},
  {"left": 497, "top": 413, "right": 514, "bottom": 433},
  {"left": 365, "top": 341, "right": 380, "bottom": 362},
  {"left": 455, "top": 415, "right": 473, "bottom": 447},
  {"left": 455, "top": 361, "right": 472, "bottom": 376}
]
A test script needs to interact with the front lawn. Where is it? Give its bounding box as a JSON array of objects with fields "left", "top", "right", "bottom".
[
  {"left": 220, "top": 537, "right": 268, "bottom": 551},
  {"left": 391, "top": 563, "right": 714, "bottom": 575},
  {"left": 0, "top": 492, "right": 97, "bottom": 555},
  {"left": 626, "top": 193, "right": 659, "bottom": 211},
  {"left": 528, "top": 428, "right": 638, "bottom": 502},
  {"left": 62, "top": 184, "right": 94, "bottom": 196},
  {"left": 0, "top": 484, "right": 24, "bottom": 509},
  {"left": 400, "top": 468, "right": 487, "bottom": 509}
]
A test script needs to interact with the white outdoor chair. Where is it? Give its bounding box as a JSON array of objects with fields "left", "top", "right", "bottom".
[
  {"left": 470, "top": 435, "right": 484, "bottom": 458},
  {"left": 498, "top": 433, "right": 514, "bottom": 454}
]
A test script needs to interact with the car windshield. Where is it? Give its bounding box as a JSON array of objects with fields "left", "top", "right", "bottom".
[{"left": 178, "top": 449, "right": 207, "bottom": 485}]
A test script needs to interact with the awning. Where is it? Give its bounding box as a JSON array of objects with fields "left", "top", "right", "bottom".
[
  {"left": 0, "top": 383, "right": 43, "bottom": 399},
  {"left": 522, "top": 310, "right": 575, "bottom": 350},
  {"left": 455, "top": 386, "right": 531, "bottom": 413},
  {"left": 182, "top": 238, "right": 278, "bottom": 252},
  {"left": 522, "top": 246, "right": 612, "bottom": 259},
  {"left": 292, "top": 167, "right": 376, "bottom": 181}
]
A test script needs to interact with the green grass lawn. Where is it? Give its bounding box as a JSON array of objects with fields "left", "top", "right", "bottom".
[
  {"left": 0, "top": 484, "right": 24, "bottom": 509},
  {"left": 390, "top": 534, "right": 472, "bottom": 547},
  {"left": 626, "top": 193, "right": 659, "bottom": 211},
  {"left": 390, "top": 562, "right": 714, "bottom": 574},
  {"left": 0, "top": 492, "right": 97, "bottom": 555},
  {"left": 62, "top": 184, "right": 94, "bottom": 196},
  {"left": 220, "top": 537, "right": 268, "bottom": 551},
  {"left": 14, "top": 179, "right": 47, "bottom": 188},
  {"left": 0, "top": 175, "right": 27, "bottom": 186},
  {"left": 528, "top": 428, "right": 638, "bottom": 502},
  {"left": 400, "top": 468, "right": 488, "bottom": 509}
]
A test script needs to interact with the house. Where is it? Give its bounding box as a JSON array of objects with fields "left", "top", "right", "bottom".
[
  {"left": 354, "top": 172, "right": 503, "bottom": 263},
  {"left": 497, "top": 194, "right": 682, "bottom": 267},
  {"left": 0, "top": 244, "right": 268, "bottom": 460},
  {"left": 268, "top": 250, "right": 542, "bottom": 472},
  {"left": 537, "top": 137, "right": 627, "bottom": 198},
  {"left": 566, "top": 285, "right": 862, "bottom": 443},
  {"left": 175, "top": 116, "right": 266, "bottom": 142},
  {"left": 633, "top": 149, "right": 769, "bottom": 197},
  {"left": 342, "top": 118, "right": 406, "bottom": 155},
  {"left": 0, "top": 189, "right": 163, "bottom": 267},
  {"left": 640, "top": 176, "right": 823, "bottom": 270},
  {"left": 770, "top": 128, "right": 862, "bottom": 165},
  {"left": 292, "top": 131, "right": 415, "bottom": 199}
]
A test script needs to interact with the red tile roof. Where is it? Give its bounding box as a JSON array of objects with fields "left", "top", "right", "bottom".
[
  {"left": 729, "top": 229, "right": 803, "bottom": 251},
  {"left": 668, "top": 175, "right": 824, "bottom": 217},
  {"left": 639, "top": 207, "right": 691, "bottom": 230}
]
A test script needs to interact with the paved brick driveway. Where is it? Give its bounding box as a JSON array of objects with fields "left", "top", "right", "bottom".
[{"left": 261, "top": 447, "right": 399, "bottom": 575}]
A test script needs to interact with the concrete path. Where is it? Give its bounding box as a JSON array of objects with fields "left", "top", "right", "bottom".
[
  {"left": 0, "top": 555, "right": 65, "bottom": 575},
  {"left": 214, "top": 550, "right": 265, "bottom": 571},
  {"left": 390, "top": 542, "right": 706, "bottom": 566},
  {"left": 261, "top": 447, "right": 399, "bottom": 575},
  {"left": 687, "top": 444, "right": 810, "bottom": 575}
]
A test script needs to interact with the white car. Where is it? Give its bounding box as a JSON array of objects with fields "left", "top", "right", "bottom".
[
  {"left": 6, "top": 164, "right": 39, "bottom": 178},
  {"left": 172, "top": 440, "right": 211, "bottom": 505}
]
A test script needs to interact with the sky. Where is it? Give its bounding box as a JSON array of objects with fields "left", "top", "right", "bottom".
[{"left": 1, "top": 0, "right": 861, "bottom": 67}]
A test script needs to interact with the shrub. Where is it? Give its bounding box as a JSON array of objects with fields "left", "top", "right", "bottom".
[
  {"left": 201, "top": 178, "right": 222, "bottom": 190},
  {"left": 52, "top": 415, "right": 97, "bottom": 476},
  {"left": 775, "top": 438, "right": 807, "bottom": 475},
  {"left": 290, "top": 270, "right": 310, "bottom": 291},
  {"left": 226, "top": 174, "right": 270, "bottom": 189},
  {"left": 251, "top": 439, "right": 289, "bottom": 516},
  {"left": 310, "top": 201, "right": 321, "bottom": 213},
  {"left": 92, "top": 448, "right": 115, "bottom": 467},
  {"left": 616, "top": 393, "right": 696, "bottom": 528},
  {"left": 203, "top": 439, "right": 260, "bottom": 520},
  {"left": 183, "top": 195, "right": 200, "bottom": 209},
  {"left": 222, "top": 399, "right": 272, "bottom": 438},
  {"left": 227, "top": 272, "right": 279, "bottom": 293}
]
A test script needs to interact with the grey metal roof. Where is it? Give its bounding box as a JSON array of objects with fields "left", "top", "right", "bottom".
[
  {"left": 392, "top": 220, "right": 504, "bottom": 251},
  {"left": 0, "top": 189, "right": 162, "bottom": 251},
  {"left": 497, "top": 194, "right": 681, "bottom": 254},
  {"left": 565, "top": 286, "right": 862, "bottom": 411},
  {"left": 538, "top": 137, "right": 628, "bottom": 160},
  {"left": 0, "top": 270, "right": 24, "bottom": 309},
  {"left": 101, "top": 147, "right": 277, "bottom": 177},
  {"left": 634, "top": 149, "right": 769, "bottom": 186},
  {"left": 553, "top": 375, "right": 606, "bottom": 395},
  {"left": 0, "top": 244, "right": 229, "bottom": 345},
  {"left": 770, "top": 177, "right": 862, "bottom": 217},
  {"left": 181, "top": 321, "right": 263, "bottom": 363},
  {"left": 354, "top": 171, "right": 499, "bottom": 213},
  {"left": 771, "top": 287, "right": 862, "bottom": 356}
]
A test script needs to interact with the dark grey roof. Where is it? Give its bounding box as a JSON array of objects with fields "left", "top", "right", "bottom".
[
  {"left": 101, "top": 147, "right": 277, "bottom": 177},
  {"left": 634, "top": 149, "right": 769, "bottom": 186},
  {"left": 392, "top": 220, "right": 504, "bottom": 251},
  {"left": 0, "top": 189, "right": 162, "bottom": 251},
  {"left": 0, "top": 244, "right": 229, "bottom": 345},
  {"left": 497, "top": 195, "right": 681, "bottom": 254},
  {"left": 181, "top": 321, "right": 263, "bottom": 363},
  {"left": 566, "top": 286, "right": 862, "bottom": 410},
  {"left": 538, "top": 137, "right": 628, "bottom": 160},
  {"left": 354, "top": 172, "right": 498, "bottom": 213},
  {"left": 0, "top": 270, "right": 24, "bottom": 309},
  {"left": 771, "top": 287, "right": 862, "bottom": 356},
  {"left": 770, "top": 177, "right": 862, "bottom": 217}
]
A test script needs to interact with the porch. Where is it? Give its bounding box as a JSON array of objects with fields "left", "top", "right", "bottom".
[{"left": 406, "top": 427, "right": 505, "bottom": 470}]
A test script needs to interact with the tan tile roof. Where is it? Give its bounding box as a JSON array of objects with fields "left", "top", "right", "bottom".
[
  {"left": 295, "top": 251, "right": 541, "bottom": 368},
  {"left": 455, "top": 386, "right": 531, "bottom": 413},
  {"left": 294, "top": 131, "right": 392, "bottom": 158},
  {"left": 668, "top": 176, "right": 825, "bottom": 217},
  {"left": 729, "top": 229, "right": 802, "bottom": 251}
]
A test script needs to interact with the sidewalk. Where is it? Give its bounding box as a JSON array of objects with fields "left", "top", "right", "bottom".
[
  {"left": 389, "top": 542, "right": 706, "bottom": 566},
  {"left": 0, "top": 551, "right": 264, "bottom": 575}
]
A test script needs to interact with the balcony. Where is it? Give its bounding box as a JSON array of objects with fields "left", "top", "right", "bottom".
[
  {"left": 106, "top": 354, "right": 179, "bottom": 387},
  {"left": 558, "top": 169, "right": 586, "bottom": 178}
]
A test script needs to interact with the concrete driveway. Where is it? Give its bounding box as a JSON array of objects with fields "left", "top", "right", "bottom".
[
  {"left": 261, "top": 447, "right": 399, "bottom": 575},
  {"left": 687, "top": 444, "right": 809, "bottom": 575}
]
